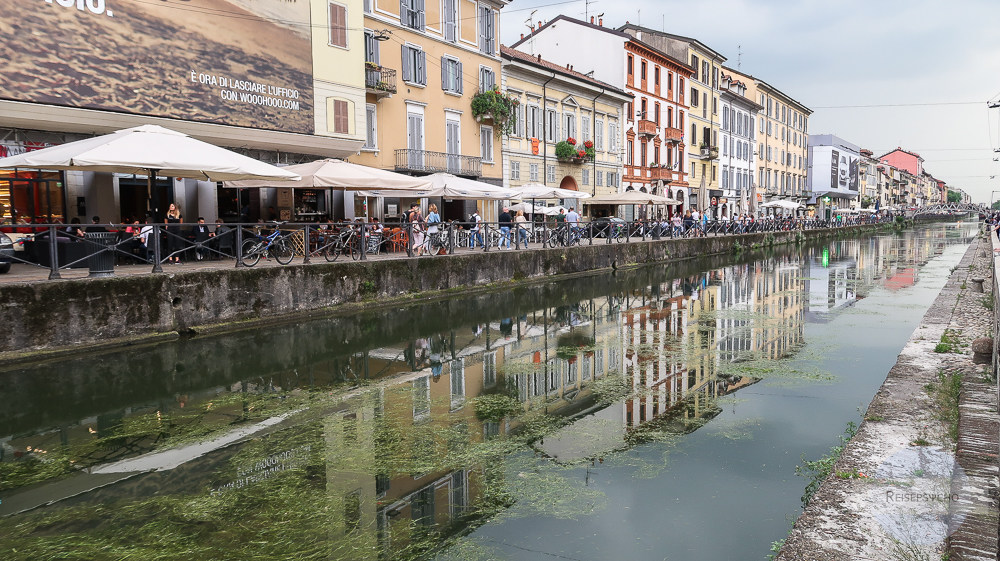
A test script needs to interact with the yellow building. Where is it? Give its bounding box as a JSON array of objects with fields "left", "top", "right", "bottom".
[
  {"left": 618, "top": 25, "right": 727, "bottom": 216},
  {"left": 725, "top": 69, "right": 811, "bottom": 213},
  {"left": 351, "top": 0, "right": 510, "bottom": 220},
  {"left": 499, "top": 46, "right": 631, "bottom": 211}
]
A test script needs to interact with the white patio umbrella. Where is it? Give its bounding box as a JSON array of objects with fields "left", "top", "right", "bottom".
[
  {"left": 354, "top": 173, "right": 516, "bottom": 199},
  {"left": 512, "top": 183, "right": 592, "bottom": 201},
  {"left": 0, "top": 124, "right": 301, "bottom": 182},
  {"left": 583, "top": 191, "right": 680, "bottom": 205},
  {"left": 225, "top": 158, "right": 429, "bottom": 190},
  {"left": 760, "top": 200, "right": 803, "bottom": 210},
  {"left": 0, "top": 124, "right": 301, "bottom": 221}
]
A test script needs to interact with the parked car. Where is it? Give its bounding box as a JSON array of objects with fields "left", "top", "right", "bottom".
[
  {"left": 0, "top": 232, "right": 13, "bottom": 273},
  {"left": 588, "top": 216, "right": 627, "bottom": 238}
]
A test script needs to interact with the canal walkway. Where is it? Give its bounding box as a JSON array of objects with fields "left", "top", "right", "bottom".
[{"left": 776, "top": 231, "right": 999, "bottom": 560}]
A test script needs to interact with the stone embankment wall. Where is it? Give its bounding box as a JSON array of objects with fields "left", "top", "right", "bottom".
[
  {"left": 777, "top": 229, "right": 999, "bottom": 561},
  {"left": 0, "top": 226, "right": 879, "bottom": 360}
]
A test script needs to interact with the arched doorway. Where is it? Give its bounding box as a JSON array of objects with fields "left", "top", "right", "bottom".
[{"left": 559, "top": 176, "right": 579, "bottom": 191}]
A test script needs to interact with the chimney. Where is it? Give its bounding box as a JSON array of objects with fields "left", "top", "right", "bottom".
[
  {"left": 520, "top": 33, "right": 524, "bottom": 40},
  {"left": 590, "top": 16, "right": 594, "bottom": 24},
  {"left": 537, "top": 20, "right": 542, "bottom": 28},
  {"left": 599, "top": 17, "right": 603, "bottom": 26},
  {"left": 537, "top": 54, "right": 542, "bottom": 62}
]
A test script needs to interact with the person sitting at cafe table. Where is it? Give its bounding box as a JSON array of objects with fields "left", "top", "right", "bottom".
[
  {"left": 85, "top": 215, "right": 108, "bottom": 233},
  {"left": 193, "top": 217, "right": 213, "bottom": 261}
]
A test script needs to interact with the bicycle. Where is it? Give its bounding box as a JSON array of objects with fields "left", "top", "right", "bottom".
[
  {"left": 421, "top": 226, "right": 450, "bottom": 256},
  {"left": 323, "top": 226, "right": 362, "bottom": 262},
  {"left": 545, "top": 223, "right": 582, "bottom": 248},
  {"left": 240, "top": 222, "right": 294, "bottom": 266}
]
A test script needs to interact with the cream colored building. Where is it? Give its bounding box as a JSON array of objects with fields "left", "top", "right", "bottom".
[
  {"left": 352, "top": 0, "right": 510, "bottom": 219},
  {"left": 500, "top": 46, "right": 631, "bottom": 213},
  {"left": 726, "top": 69, "right": 811, "bottom": 214}
]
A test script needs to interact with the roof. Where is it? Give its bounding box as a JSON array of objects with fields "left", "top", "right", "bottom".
[
  {"left": 509, "top": 15, "right": 630, "bottom": 49},
  {"left": 617, "top": 23, "right": 727, "bottom": 61},
  {"left": 500, "top": 45, "right": 632, "bottom": 99},
  {"left": 877, "top": 147, "right": 924, "bottom": 162},
  {"left": 626, "top": 37, "right": 695, "bottom": 73},
  {"left": 721, "top": 65, "right": 813, "bottom": 114}
]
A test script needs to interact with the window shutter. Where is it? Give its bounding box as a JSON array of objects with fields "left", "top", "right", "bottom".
[
  {"left": 417, "top": 0, "right": 425, "bottom": 30},
  {"left": 441, "top": 56, "right": 448, "bottom": 90},
  {"left": 457, "top": 61, "right": 463, "bottom": 94},
  {"left": 417, "top": 50, "right": 426, "bottom": 84},
  {"left": 401, "top": 46, "right": 411, "bottom": 82},
  {"left": 400, "top": 0, "right": 407, "bottom": 26}
]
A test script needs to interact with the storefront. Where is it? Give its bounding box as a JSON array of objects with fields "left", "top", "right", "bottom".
[{"left": 0, "top": 169, "right": 66, "bottom": 225}]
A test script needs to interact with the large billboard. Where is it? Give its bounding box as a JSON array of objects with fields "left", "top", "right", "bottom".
[
  {"left": 0, "top": 0, "right": 315, "bottom": 134},
  {"left": 826, "top": 148, "right": 859, "bottom": 192}
]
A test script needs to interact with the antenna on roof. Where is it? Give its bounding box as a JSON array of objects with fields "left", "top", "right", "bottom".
[{"left": 525, "top": 9, "right": 537, "bottom": 32}]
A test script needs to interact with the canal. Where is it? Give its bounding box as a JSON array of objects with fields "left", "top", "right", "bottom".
[{"left": 0, "top": 220, "right": 979, "bottom": 561}]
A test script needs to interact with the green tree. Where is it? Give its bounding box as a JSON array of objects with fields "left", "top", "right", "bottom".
[
  {"left": 947, "top": 190, "right": 962, "bottom": 203},
  {"left": 991, "top": 200, "right": 1000, "bottom": 210}
]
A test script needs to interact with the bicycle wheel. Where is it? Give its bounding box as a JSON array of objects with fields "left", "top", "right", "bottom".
[
  {"left": 240, "top": 240, "right": 262, "bottom": 267},
  {"left": 324, "top": 239, "right": 341, "bottom": 262},
  {"left": 273, "top": 239, "right": 294, "bottom": 265},
  {"left": 349, "top": 237, "right": 360, "bottom": 260}
]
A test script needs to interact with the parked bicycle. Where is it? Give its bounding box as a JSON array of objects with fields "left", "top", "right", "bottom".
[
  {"left": 422, "top": 228, "right": 451, "bottom": 256},
  {"left": 546, "top": 223, "right": 583, "bottom": 248},
  {"left": 323, "top": 225, "right": 362, "bottom": 261},
  {"left": 240, "top": 222, "right": 294, "bottom": 266}
]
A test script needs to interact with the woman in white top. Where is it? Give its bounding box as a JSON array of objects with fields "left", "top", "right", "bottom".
[{"left": 514, "top": 210, "right": 529, "bottom": 248}]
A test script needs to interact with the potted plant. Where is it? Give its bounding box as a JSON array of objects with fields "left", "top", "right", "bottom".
[
  {"left": 471, "top": 86, "right": 519, "bottom": 136},
  {"left": 555, "top": 140, "right": 578, "bottom": 162}
]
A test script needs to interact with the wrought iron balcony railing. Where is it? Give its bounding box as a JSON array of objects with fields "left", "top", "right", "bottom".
[
  {"left": 365, "top": 65, "right": 397, "bottom": 97},
  {"left": 394, "top": 149, "right": 482, "bottom": 177}
]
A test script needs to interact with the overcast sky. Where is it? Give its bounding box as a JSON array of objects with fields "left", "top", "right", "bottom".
[{"left": 500, "top": 0, "right": 1000, "bottom": 203}]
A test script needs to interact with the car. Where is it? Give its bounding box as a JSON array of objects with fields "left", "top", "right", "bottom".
[{"left": 0, "top": 232, "right": 13, "bottom": 273}]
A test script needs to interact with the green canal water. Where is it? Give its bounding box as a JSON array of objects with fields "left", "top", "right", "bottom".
[{"left": 0, "top": 221, "right": 979, "bottom": 560}]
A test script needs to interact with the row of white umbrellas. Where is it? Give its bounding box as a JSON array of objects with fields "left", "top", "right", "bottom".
[{"left": 0, "top": 124, "right": 683, "bottom": 211}]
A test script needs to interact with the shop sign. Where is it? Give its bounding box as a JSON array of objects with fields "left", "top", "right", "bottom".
[
  {"left": 711, "top": 197, "right": 717, "bottom": 206},
  {"left": 0, "top": 140, "right": 52, "bottom": 158}
]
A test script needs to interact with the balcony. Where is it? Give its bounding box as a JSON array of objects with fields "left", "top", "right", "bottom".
[
  {"left": 395, "top": 149, "right": 482, "bottom": 177},
  {"left": 649, "top": 166, "right": 673, "bottom": 182},
  {"left": 662, "top": 126, "right": 683, "bottom": 143},
  {"left": 637, "top": 119, "right": 657, "bottom": 139},
  {"left": 364, "top": 65, "right": 397, "bottom": 98},
  {"left": 699, "top": 145, "right": 719, "bottom": 160}
]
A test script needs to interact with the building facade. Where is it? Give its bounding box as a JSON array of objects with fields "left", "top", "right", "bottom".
[
  {"left": 807, "top": 134, "right": 861, "bottom": 218},
  {"left": 718, "top": 73, "right": 761, "bottom": 218},
  {"left": 0, "top": 0, "right": 369, "bottom": 224},
  {"left": 351, "top": 0, "right": 510, "bottom": 219},
  {"left": 618, "top": 25, "right": 726, "bottom": 216},
  {"left": 499, "top": 46, "right": 631, "bottom": 207},
  {"left": 727, "top": 70, "right": 811, "bottom": 214}
]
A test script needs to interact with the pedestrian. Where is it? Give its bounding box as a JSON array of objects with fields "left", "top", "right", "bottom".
[
  {"left": 514, "top": 210, "right": 529, "bottom": 248},
  {"left": 425, "top": 204, "right": 441, "bottom": 255},
  {"left": 498, "top": 206, "right": 513, "bottom": 249},
  {"left": 164, "top": 203, "right": 183, "bottom": 264},
  {"left": 469, "top": 211, "right": 483, "bottom": 248},
  {"left": 410, "top": 205, "right": 425, "bottom": 256}
]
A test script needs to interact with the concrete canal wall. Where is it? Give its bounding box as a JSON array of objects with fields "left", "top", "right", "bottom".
[
  {"left": 776, "top": 230, "right": 999, "bottom": 561},
  {"left": 0, "top": 225, "right": 890, "bottom": 361}
]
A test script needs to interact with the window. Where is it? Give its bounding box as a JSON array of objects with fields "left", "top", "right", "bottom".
[
  {"left": 363, "top": 0, "right": 372, "bottom": 13},
  {"left": 627, "top": 55, "right": 634, "bottom": 77},
  {"left": 596, "top": 169, "right": 602, "bottom": 186},
  {"left": 609, "top": 121, "right": 618, "bottom": 151},
  {"left": 441, "top": 56, "right": 462, "bottom": 93},
  {"left": 640, "top": 140, "right": 647, "bottom": 167},
  {"left": 362, "top": 104, "right": 377, "bottom": 150},
  {"left": 527, "top": 105, "right": 541, "bottom": 139},
  {"left": 581, "top": 117, "right": 589, "bottom": 145},
  {"left": 625, "top": 101, "right": 633, "bottom": 121},
  {"left": 442, "top": 0, "right": 457, "bottom": 42},
  {"left": 712, "top": 96, "right": 717, "bottom": 115},
  {"left": 701, "top": 61, "right": 708, "bottom": 83},
  {"left": 640, "top": 98, "right": 647, "bottom": 120},
  {"left": 690, "top": 54, "right": 699, "bottom": 76},
  {"left": 640, "top": 60, "right": 647, "bottom": 81},
  {"left": 479, "top": 66, "right": 495, "bottom": 93},
  {"left": 653, "top": 145, "right": 659, "bottom": 164},
  {"left": 480, "top": 126, "right": 493, "bottom": 162},
  {"left": 546, "top": 165, "right": 556, "bottom": 183},
  {"left": 510, "top": 161, "right": 520, "bottom": 180},
  {"left": 400, "top": 0, "right": 425, "bottom": 31},
  {"left": 363, "top": 29, "right": 379, "bottom": 64},
  {"left": 478, "top": 5, "right": 495, "bottom": 55},
  {"left": 653, "top": 102, "right": 660, "bottom": 125},
  {"left": 690, "top": 87, "right": 698, "bottom": 107},
  {"left": 691, "top": 124, "right": 696, "bottom": 144},
  {"left": 582, "top": 168, "right": 590, "bottom": 186},
  {"left": 545, "top": 109, "right": 558, "bottom": 142},
  {"left": 332, "top": 99, "right": 349, "bottom": 134},
  {"left": 562, "top": 112, "right": 576, "bottom": 141},
  {"left": 328, "top": 2, "right": 348, "bottom": 47},
  {"left": 401, "top": 45, "right": 426, "bottom": 85},
  {"left": 626, "top": 140, "right": 633, "bottom": 165},
  {"left": 595, "top": 119, "right": 604, "bottom": 150},
  {"left": 529, "top": 163, "right": 539, "bottom": 181},
  {"left": 514, "top": 104, "right": 525, "bottom": 137},
  {"left": 667, "top": 107, "right": 672, "bottom": 128},
  {"left": 654, "top": 66, "right": 660, "bottom": 86}
]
